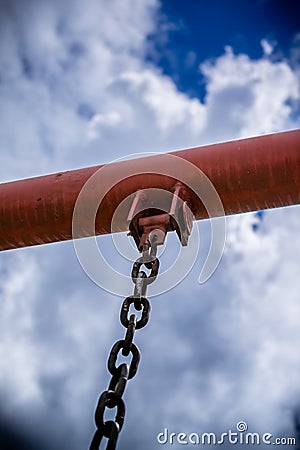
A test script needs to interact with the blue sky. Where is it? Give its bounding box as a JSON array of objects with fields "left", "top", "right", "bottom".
[
  {"left": 0, "top": 1, "right": 300, "bottom": 449},
  {"left": 149, "top": 0, "right": 300, "bottom": 99}
]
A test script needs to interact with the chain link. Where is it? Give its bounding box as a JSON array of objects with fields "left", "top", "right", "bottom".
[{"left": 89, "top": 253, "right": 159, "bottom": 450}]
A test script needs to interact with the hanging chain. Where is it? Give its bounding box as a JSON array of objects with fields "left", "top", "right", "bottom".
[{"left": 89, "top": 244, "right": 160, "bottom": 450}]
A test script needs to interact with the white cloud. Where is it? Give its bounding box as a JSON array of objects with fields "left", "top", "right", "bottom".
[
  {"left": 87, "top": 111, "right": 123, "bottom": 140},
  {"left": 0, "top": 253, "right": 42, "bottom": 407},
  {"left": 0, "top": 0, "right": 159, "bottom": 180},
  {"left": 261, "top": 38, "right": 274, "bottom": 56},
  {"left": 113, "top": 69, "right": 206, "bottom": 133},
  {"left": 222, "top": 207, "right": 300, "bottom": 430},
  {"left": 201, "top": 46, "right": 300, "bottom": 139}
]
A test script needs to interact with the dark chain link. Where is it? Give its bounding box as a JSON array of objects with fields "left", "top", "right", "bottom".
[{"left": 89, "top": 254, "right": 160, "bottom": 450}]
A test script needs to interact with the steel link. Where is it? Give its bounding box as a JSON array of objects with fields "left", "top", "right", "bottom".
[
  {"left": 94, "top": 390, "right": 125, "bottom": 431},
  {"left": 89, "top": 421, "right": 120, "bottom": 450},
  {"left": 108, "top": 363, "right": 129, "bottom": 405},
  {"left": 120, "top": 297, "right": 150, "bottom": 330},
  {"left": 122, "top": 314, "right": 137, "bottom": 357},
  {"left": 132, "top": 257, "right": 159, "bottom": 286},
  {"left": 133, "top": 271, "right": 147, "bottom": 299},
  {"left": 141, "top": 233, "right": 158, "bottom": 265},
  {"left": 108, "top": 340, "right": 140, "bottom": 379}
]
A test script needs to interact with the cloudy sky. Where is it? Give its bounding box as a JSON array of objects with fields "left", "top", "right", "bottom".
[{"left": 0, "top": 0, "right": 300, "bottom": 449}]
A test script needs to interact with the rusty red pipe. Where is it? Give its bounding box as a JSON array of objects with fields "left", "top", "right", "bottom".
[{"left": 0, "top": 129, "right": 299, "bottom": 251}]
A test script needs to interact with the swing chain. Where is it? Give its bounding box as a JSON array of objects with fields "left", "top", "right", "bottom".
[{"left": 89, "top": 253, "right": 159, "bottom": 450}]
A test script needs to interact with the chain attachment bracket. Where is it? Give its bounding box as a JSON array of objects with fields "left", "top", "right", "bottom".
[{"left": 127, "top": 183, "right": 194, "bottom": 256}]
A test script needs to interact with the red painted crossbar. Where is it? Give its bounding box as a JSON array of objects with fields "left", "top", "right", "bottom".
[{"left": 0, "top": 130, "right": 299, "bottom": 251}]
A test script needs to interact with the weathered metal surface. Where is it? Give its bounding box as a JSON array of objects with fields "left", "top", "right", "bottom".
[{"left": 0, "top": 130, "right": 299, "bottom": 251}]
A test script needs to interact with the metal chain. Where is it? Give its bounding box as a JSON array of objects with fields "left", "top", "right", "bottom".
[{"left": 89, "top": 249, "right": 160, "bottom": 450}]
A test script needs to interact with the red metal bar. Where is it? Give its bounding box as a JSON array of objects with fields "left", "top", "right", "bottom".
[{"left": 0, "top": 130, "right": 299, "bottom": 251}]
